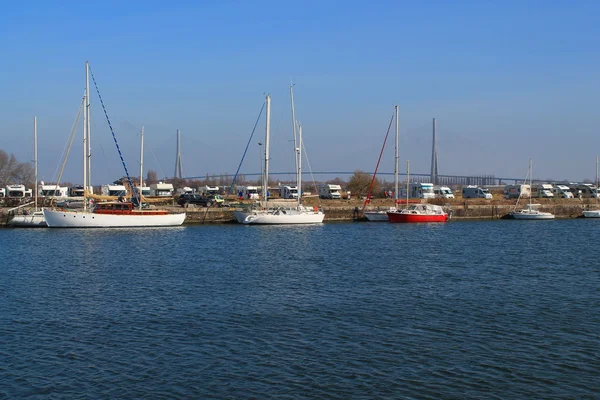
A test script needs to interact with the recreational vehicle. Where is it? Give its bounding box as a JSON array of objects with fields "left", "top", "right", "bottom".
[
  {"left": 504, "top": 184, "right": 531, "bottom": 199},
  {"left": 102, "top": 184, "right": 127, "bottom": 197},
  {"left": 531, "top": 184, "right": 554, "bottom": 198},
  {"left": 434, "top": 186, "right": 455, "bottom": 199},
  {"left": 552, "top": 185, "right": 574, "bottom": 198},
  {"left": 318, "top": 184, "right": 342, "bottom": 199},
  {"left": 399, "top": 182, "right": 435, "bottom": 199},
  {"left": 150, "top": 182, "right": 174, "bottom": 197},
  {"left": 39, "top": 184, "right": 69, "bottom": 198},
  {"left": 238, "top": 185, "right": 260, "bottom": 200},
  {"left": 198, "top": 185, "right": 220, "bottom": 196},
  {"left": 5, "top": 184, "right": 32, "bottom": 198},
  {"left": 568, "top": 183, "right": 599, "bottom": 199},
  {"left": 280, "top": 185, "right": 299, "bottom": 199},
  {"left": 462, "top": 185, "right": 493, "bottom": 199}
]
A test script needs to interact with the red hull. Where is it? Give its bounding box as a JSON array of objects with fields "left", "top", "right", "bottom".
[{"left": 387, "top": 212, "right": 448, "bottom": 223}]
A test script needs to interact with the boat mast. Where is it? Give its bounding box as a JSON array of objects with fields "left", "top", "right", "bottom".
[
  {"left": 290, "top": 84, "right": 299, "bottom": 188},
  {"left": 33, "top": 116, "right": 38, "bottom": 212},
  {"left": 406, "top": 160, "right": 410, "bottom": 207},
  {"left": 594, "top": 157, "right": 598, "bottom": 209},
  {"left": 394, "top": 105, "right": 399, "bottom": 204},
  {"left": 87, "top": 67, "right": 92, "bottom": 196},
  {"left": 264, "top": 94, "right": 271, "bottom": 204},
  {"left": 83, "top": 61, "right": 89, "bottom": 211},
  {"left": 140, "top": 126, "right": 144, "bottom": 210},
  {"left": 529, "top": 158, "right": 533, "bottom": 206},
  {"left": 298, "top": 124, "right": 302, "bottom": 207}
]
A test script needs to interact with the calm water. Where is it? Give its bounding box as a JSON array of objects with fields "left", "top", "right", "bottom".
[{"left": 0, "top": 220, "right": 598, "bottom": 399}]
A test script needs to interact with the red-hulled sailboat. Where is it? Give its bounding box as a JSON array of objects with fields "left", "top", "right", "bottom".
[{"left": 387, "top": 203, "right": 448, "bottom": 223}]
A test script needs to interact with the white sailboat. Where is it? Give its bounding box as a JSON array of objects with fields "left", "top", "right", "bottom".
[
  {"left": 234, "top": 91, "right": 324, "bottom": 225},
  {"left": 43, "top": 62, "right": 185, "bottom": 228},
  {"left": 9, "top": 116, "right": 47, "bottom": 227},
  {"left": 583, "top": 156, "right": 600, "bottom": 218},
  {"left": 364, "top": 105, "right": 400, "bottom": 221},
  {"left": 510, "top": 159, "right": 555, "bottom": 220}
]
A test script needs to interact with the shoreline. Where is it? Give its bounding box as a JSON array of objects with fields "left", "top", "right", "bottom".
[{"left": 2, "top": 198, "right": 595, "bottom": 226}]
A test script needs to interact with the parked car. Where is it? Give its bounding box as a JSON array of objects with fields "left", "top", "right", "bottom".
[{"left": 177, "top": 194, "right": 214, "bottom": 208}]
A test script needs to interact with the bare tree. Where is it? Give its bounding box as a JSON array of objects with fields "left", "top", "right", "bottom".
[
  {"left": 347, "top": 170, "right": 381, "bottom": 198},
  {"left": 0, "top": 149, "right": 34, "bottom": 186}
]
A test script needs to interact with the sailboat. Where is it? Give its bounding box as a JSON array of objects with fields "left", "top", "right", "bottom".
[
  {"left": 387, "top": 160, "right": 449, "bottom": 223},
  {"left": 9, "top": 116, "right": 47, "bottom": 227},
  {"left": 43, "top": 62, "right": 185, "bottom": 228},
  {"left": 583, "top": 157, "right": 600, "bottom": 218},
  {"left": 233, "top": 91, "right": 324, "bottom": 225},
  {"left": 364, "top": 105, "right": 400, "bottom": 221},
  {"left": 510, "top": 159, "right": 555, "bottom": 220}
]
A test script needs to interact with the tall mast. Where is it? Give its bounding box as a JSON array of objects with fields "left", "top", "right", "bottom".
[
  {"left": 33, "top": 116, "right": 38, "bottom": 212},
  {"left": 394, "top": 105, "right": 399, "bottom": 203},
  {"left": 529, "top": 158, "right": 533, "bottom": 205},
  {"left": 140, "top": 126, "right": 144, "bottom": 210},
  {"left": 594, "top": 157, "right": 598, "bottom": 208},
  {"left": 83, "top": 61, "right": 89, "bottom": 211},
  {"left": 298, "top": 124, "right": 302, "bottom": 207},
  {"left": 290, "top": 84, "right": 299, "bottom": 189},
  {"left": 406, "top": 160, "right": 410, "bottom": 207},
  {"left": 87, "top": 69, "right": 91, "bottom": 195},
  {"left": 264, "top": 94, "right": 271, "bottom": 203}
]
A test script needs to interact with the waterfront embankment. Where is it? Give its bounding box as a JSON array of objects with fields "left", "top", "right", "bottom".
[{"left": 1, "top": 198, "right": 597, "bottom": 226}]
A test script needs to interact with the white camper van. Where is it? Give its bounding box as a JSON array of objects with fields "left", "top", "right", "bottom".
[
  {"left": 552, "top": 185, "right": 573, "bottom": 198},
  {"left": 39, "top": 184, "right": 69, "bottom": 199},
  {"left": 462, "top": 185, "right": 493, "bottom": 199},
  {"left": 568, "top": 183, "right": 599, "bottom": 199},
  {"left": 238, "top": 185, "right": 260, "bottom": 200},
  {"left": 6, "top": 184, "right": 32, "bottom": 198},
  {"left": 318, "top": 184, "right": 342, "bottom": 199},
  {"left": 504, "top": 184, "right": 531, "bottom": 199},
  {"left": 102, "top": 184, "right": 127, "bottom": 197},
  {"left": 399, "top": 182, "right": 435, "bottom": 199},
  {"left": 434, "top": 186, "right": 455, "bottom": 199},
  {"left": 280, "top": 185, "right": 298, "bottom": 199},
  {"left": 531, "top": 184, "right": 554, "bottom": 198},
  {"left": 150, "top": 182, "right": 174, "bottom": 197}
]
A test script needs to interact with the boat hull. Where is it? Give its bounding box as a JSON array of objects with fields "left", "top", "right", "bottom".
[
  {"left": 387, "top": 212, "right": 448, "bottom": 223},
  {"left": 8, "top": 212, "right": 47, "bottom": 227},
  {"left": 241, "top": 209, "right": 324, "bottom": 224},
  {"left": 510, "top": 212, "right": 555, "bottom": 220},
  {"left": 364, "top": 211, "right": 389, "bottom": 222},
  {"left": 583, "top": 210, "right": 600, "bottom": 218},
  {"left": 43, "top": 209, "right": 186, "bottom": 228}
]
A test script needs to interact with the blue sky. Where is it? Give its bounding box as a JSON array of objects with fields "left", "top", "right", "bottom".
[{"left": 1, "top": 0, "right": 599, "bottom": 185}]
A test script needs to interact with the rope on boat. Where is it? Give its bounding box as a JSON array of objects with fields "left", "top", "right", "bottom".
[
  {"left": 361, "top": 112, "right": 395, "bottom": 212},
  {"left": 88, "top": 65, "right": 139, "bottom": 203},
  {"left": 226, "top": 101, "right": 266, "bottom": 198},
  {"left": 53, "top": 97, "right": 84, "bottom": 207}
]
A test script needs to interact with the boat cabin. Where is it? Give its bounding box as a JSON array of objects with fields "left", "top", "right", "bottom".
[{"left": 94, "top": 201, "right": 169, "bottom": 216}]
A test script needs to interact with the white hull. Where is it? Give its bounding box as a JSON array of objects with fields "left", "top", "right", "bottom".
[
  {"left": 511, "top": 211, "right": 555, "bottom": 220},
  {"left": 583, "top": 209, "right": 600, "bottom": 218},
  {"left": 236, "top": 207, "right": 324, "bottom": 225},
  {"left": 43, "top": 209, "right": 186, "bottom": 228},
  {"left": 364, "top": 211, "right": 389, "bottom": 221},
  {"left": 364, "top": 207, "right": 398, "bottom": 221},
  {"left": 233, "top": 210, "right": 252, "bottom": 224},
  {"left": 8, "top": 212, "right": 47, "bottom": 227}
]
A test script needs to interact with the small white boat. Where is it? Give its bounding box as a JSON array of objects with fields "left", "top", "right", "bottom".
[
  {"left": 583, "top": 157, "right": 600, "bottom": 218},
  {"left": 8, "top": 211, "right": 47, "bottom": 227},
  {"left": 235, "top": 89, "right": 324, "bottom": 225},
  {"left": 511, "top": 203, "right": 555, "bottom": 220},
  {"left": 510, "top": 159, "right": 555, "bottom": 220},
  {"left": 8, "top": 117, "right": 47, "bottom": 227},
  {"left": 364, "top": 208, "right": 396, "bottom": 222}
]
